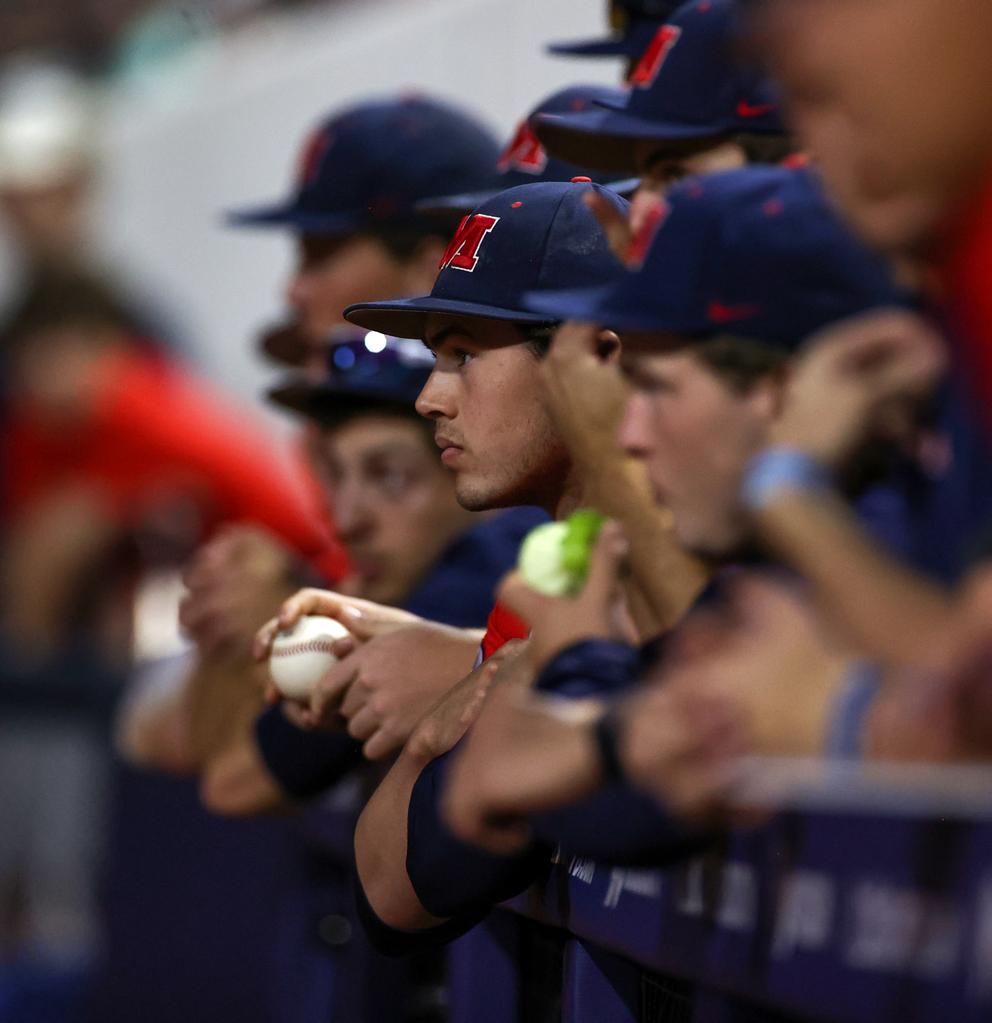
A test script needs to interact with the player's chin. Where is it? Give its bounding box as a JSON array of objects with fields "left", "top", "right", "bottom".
[
  {"left": 455, "top": 475, "right": 504, "bottom": 513},
  {"left": 680, "top": 512, "right": 745, "bottom": 561}
]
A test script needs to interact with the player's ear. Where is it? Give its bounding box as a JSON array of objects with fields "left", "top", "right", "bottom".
[{"left": 597, "top": 329, "right": 622, "bottom": 364}]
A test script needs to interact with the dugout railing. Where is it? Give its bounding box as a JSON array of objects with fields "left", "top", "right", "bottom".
[{"left": 447, "top": 760, "right": 992, "bottom": 1023}]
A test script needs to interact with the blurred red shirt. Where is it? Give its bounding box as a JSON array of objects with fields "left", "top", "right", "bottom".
[
  {"left": 941, "top": 172, "right": 992, "bottom": 430},
  {"left": 3, "top": 347, "right": 347, "bottom": 580}
]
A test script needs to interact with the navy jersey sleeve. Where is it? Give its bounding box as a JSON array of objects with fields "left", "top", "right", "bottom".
[
  {"left": 406, "top": 746, "right": 549, "bottom": 919},
  {"left": 404, "top": 507, "right": 549, "bottom": 628},
  {"left": 534, "top": 638, "right": 641, "bottom": 698},
  {"left": 352, "top": 871, "right": 486, "bottom": 958},
  {"left": 254, "top": 704, "right": 364, "bottom": 800},
  {"left": 531, "top": 784, "right": 712, "bottom": 867}
]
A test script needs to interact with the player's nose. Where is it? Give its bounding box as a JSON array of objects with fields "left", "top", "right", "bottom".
[
  {"left": 415, "top": 367, "right": 455, "bottom": 421},
  {"left": 333, "top": 482, "right": 375, "bottom": 542},
  {"left": 618, "top": 390, "right": 653, "bottom": 458}
]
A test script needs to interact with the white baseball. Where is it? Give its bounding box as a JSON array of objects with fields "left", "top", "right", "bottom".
[{"left": 268, "top": 614, "right": 351, "bottom": 700}]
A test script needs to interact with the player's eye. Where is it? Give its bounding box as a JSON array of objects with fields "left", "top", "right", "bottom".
[
  {"left": 453, "top": 348, "right": 475, "bottom": 368},
  {"left": 366, "top": 459, "right": 422, "bottom": 498}
]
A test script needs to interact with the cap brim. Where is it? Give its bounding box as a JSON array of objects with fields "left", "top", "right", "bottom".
[
  {"left": 257, "top": 322, "right": 320, "bottom": 367},
  {"left": 225, "top": 202, "right": 367, "bottom": 234},
  {"left": 523, "top": 284, "right": 621, "bottom": 326},
  {"left": 415, "top": 188, "right": 500, "bottom": 217},
  {"left": 535, "top": 107, "right": 725, "bottom": 174},
  {"left": 345, "top": 295, "right": 554, "bottom": 339},
  {"left": 416, "top": 177, "right": 636, "bottom": 216},
  {"left": 606, "top": 176, "right": 641, "bottom": 196},
  {"left": 267, "top": 379, "right": 413, "bottom": 423},
  {"left": 522, "top": 284, "right": 692, "bottom": 333},
  {"left": 546, "top": 34, "right": 639, "bottom": 58}
]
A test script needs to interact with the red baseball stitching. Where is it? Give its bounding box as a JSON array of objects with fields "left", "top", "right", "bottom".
[{"left": 271, "top": 640, "right": 339, "bottom": 658}]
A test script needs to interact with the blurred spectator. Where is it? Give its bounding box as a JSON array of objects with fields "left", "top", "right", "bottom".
[
  {"left": 0, "top": 264, "right": 336, "bottom": 1020},
  {"left": 0, "top": 59, "right": 192, "bottom": 357},
  {"left": 0, "top": 61, "right": 97, "bottom": 277},
  {"left": 0, "top": 0, "right": 330, "bottom": 75}
]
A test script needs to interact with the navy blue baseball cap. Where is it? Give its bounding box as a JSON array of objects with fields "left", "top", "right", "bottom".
[
  {"left": 536, "top": 0, "right": 785, "bottom": 174},
  {"left": 344, "top": 179, "right": 628, "bottom": 339},
  {"left": 227, "top": 95, "right": 501, "bottom": 234},
  {"left": 417, "top": 85, "right": 629, "bottom": 216},
  {"left": 548, "top": 0, "right": 685, "bottom": 59},
  {"left": 523, "top": 166, "right": 908, "bottom": 349},
  {"left": 267, "top": 333, "right": 435, "bottom": 423}
]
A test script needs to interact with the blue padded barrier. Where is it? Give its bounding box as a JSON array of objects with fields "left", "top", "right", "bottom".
[{"left": 495, "top": 775, "right": 992, "bottom": 1023}]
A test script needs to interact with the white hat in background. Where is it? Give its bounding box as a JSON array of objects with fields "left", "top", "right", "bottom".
[{"left": 0, "top": 60, "right": 100, "bottom": 190}]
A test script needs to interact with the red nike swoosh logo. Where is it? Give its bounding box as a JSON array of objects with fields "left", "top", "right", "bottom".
[
  {"left": 707, "top": 301, "right": 760, "bottom": 324},
  {"left": 736, "top": 100, "right": 778, "bottom": 119}
]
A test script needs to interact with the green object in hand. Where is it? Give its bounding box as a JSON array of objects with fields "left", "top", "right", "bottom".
[{"left": 518, "top": 509, "right": 606, "bottom": 597}]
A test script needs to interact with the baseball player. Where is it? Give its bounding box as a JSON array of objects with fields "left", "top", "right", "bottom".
[
  {"left": 418, "top": 83, "right": 631, "bottom": 218},
  {"left": 229, "top": 94, "right": 502, "bottom": 372},
  {"left": 536, "top": 0, "right": 795, "bottom": 255},
  {"left": 548, "top": 0, "right": 688, "bottom": 81},
  {"left": 245, "top": 180, "right": 640, "bottom": 969}
]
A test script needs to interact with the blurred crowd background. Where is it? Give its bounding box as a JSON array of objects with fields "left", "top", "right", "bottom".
[
  {"left": 0, "top": 0, "right": 613, "bottom": 404},
  {"left": 0, "top": 2, "right": 603, "bottom": 1020}
]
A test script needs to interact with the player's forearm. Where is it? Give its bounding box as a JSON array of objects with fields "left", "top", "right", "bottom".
[
  {"left": 591, "top": 457, "right": 710, "bottom": 634},
  {"left": 754, "top": 490, "right": 953, "bottom": 668},
  {"left": 354, "top": 746, "right": 447, "bottom": 932},
  {"left": 185, "top": 654, "right": 266, "bottom": 768},
  {"left": 200, "top": 700, "right": 368, "bottom": 816}
]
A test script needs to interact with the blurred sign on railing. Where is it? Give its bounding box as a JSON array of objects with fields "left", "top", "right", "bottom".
[{"left": 509, "top": 759, "right": 992, "bottom": 1022}]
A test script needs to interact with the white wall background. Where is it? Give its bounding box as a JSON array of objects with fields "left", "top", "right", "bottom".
[{"left": 91, "top": 0, "right": 619, "bottom": 415}]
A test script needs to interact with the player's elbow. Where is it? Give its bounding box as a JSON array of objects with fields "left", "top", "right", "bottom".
[{"left": 355, "top": 805, "right": 444, "bottom": 932}]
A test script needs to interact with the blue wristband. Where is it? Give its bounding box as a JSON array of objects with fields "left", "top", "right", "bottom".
[
  {"left": 741, "top": 447, "right": 832, "bottom": 511},
  {"left": 826, "top": 662, "right": 880, "bottom": 759}
]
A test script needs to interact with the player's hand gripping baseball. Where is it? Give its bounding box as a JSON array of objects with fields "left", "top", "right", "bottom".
[
  {"left": 405, "top": 639, "right": 528, "bottom": 765},
  {"left": 254, "top": 588, "right": 479, "bottom": 752}
]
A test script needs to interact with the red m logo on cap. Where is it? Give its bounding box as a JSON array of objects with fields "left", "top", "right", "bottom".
[
  {"left": 629, "top": 25, "right": 682, "bottom": 88},
  {"left": 497, "top": 121, "right": 548, "bottom": 174},
  {"left": 297, "top": 128, "right": 331, "bottom": 186},
  {"left": 625, "top": 199, "right": 669, "bottom": 269},
  {"left": 438, "top": 214, "right": 501, "bottom": 273}
]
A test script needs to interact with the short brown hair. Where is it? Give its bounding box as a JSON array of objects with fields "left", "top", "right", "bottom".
[
  {"left": 732, "top": 131, "right": 798, "bottom": 165},
  {"left": 690, "top": 334, "right": 788, "bottom": 393},
  {"left": 1, "top": 266, "right": 134, "bottom": 355},
  {"left": 515, "top": 321, "right": 559, "bottom": 359}
]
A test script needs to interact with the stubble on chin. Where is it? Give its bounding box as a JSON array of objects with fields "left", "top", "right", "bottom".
[{"left": 455, "top": 477, "right": 502, "bottom": 512}]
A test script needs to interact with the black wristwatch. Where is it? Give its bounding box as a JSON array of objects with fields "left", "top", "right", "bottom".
[{"left": 593, "top": 704, "right": 627, "bottom": 785}]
